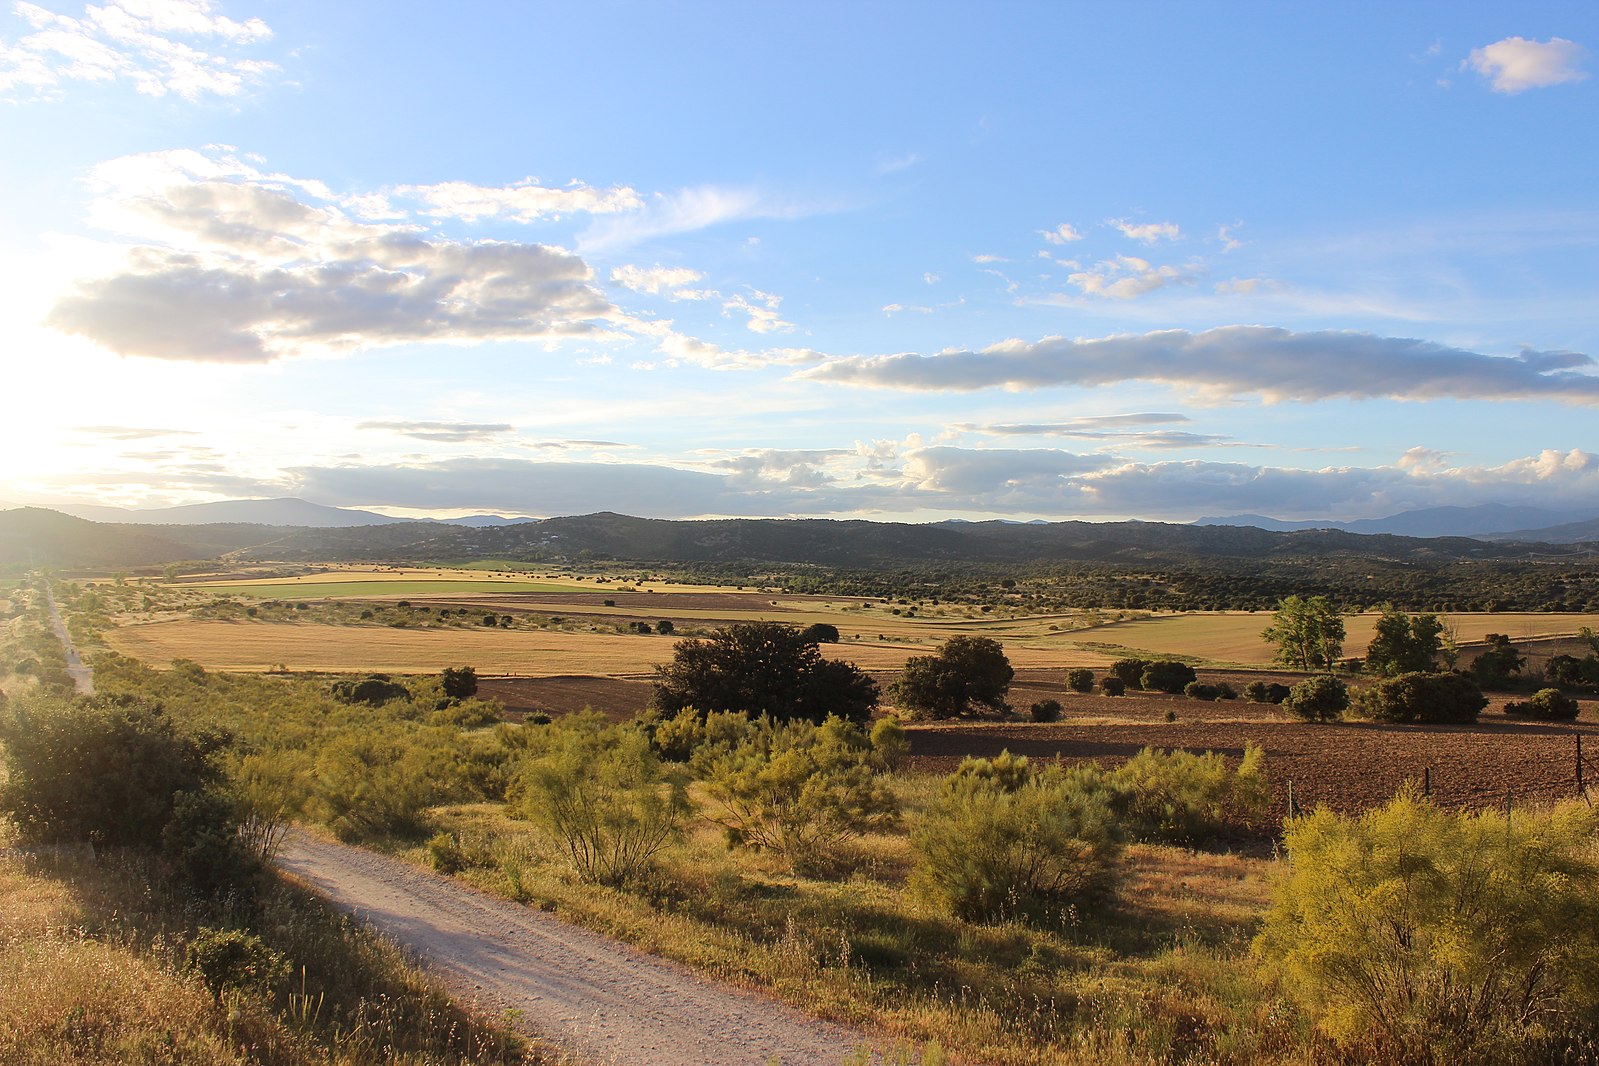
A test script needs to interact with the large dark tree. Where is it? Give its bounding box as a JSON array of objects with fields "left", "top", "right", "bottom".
[
  {"left": 650, "top": 621, "right": 877, "bottom": 725},
  {"left": 1364, "top": 605, "right": 1444, "bottom": 676},
  {"left": 888, "top": 635, "right": 1014, "bottom": 719}
]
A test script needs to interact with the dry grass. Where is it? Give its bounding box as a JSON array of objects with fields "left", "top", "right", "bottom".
[{"left": 1074, "top": 611, "right": 1599, "bottom": 666}]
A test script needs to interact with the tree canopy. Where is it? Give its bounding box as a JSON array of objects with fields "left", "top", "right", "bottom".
[
  {"left": 888, "top": 635, "right": 1014, "bottom": 719},
  {"left": 650, "top": 621, "right": 878, "bottom": 725},
  {"left": 1262, "top": 595, "right": 1345, "bottom": 672},
  {"left": 1363, "top": 605, "right": 1444, "bottom": 676}
]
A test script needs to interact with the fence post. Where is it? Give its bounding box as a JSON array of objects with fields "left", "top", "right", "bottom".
[
  {"left": 1578, "top": 732, "right": 1585, "bottom": 798},
  {"left": 1423, "top": 765, "right": 1431, "bottom": 799},
  {"left": 1286, "top": 779, "right": 1295, "bottom": 819}
]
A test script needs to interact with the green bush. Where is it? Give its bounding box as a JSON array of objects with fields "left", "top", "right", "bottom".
[
  {"left": 912, "top": 762, "right": 1123, "bottom": 922},
  {"left": 1354, "top": 671, "right": 1486, "bottom": 724},
  {"left": 700, "top": 716, "right": 897, "bottom": 872},
  {"left": 1257, "top": 793, "right": 1599, "bottom": 1061},
  {"left": 1283, "top": 675, "right": 1348, "bottom": 721},
  {"left": 1065, "top": 668, "right": 1095, "bottom": 693},
  {"left": 1111, "top": 744, "right": 1269, "bottom": 843},
  {"left": 330, "top": 676, "right": 410, "bottom": 706},
  {"left": 868, "top": 714, "right": 910, "bottom": 771},
  {"left": 1469, "top": 633, "right": 1525, "bottom": 690},
  {"left": 508, "top": 714, "right": 687, "bottom": 885},
  {"left": 888, "top": 636, "right": 1014, "bottom": 719},
  {"left": 1109, "top": 658, "right": 1151, "bottom": 690},
  {"left": 1245, "top": 681, "right": 1291, "bottom": 704},
  {"left": 314, "top": 729, "right": 469, "bottom": 841},
  {"left": 425, "top": 831, "right": 471, "bottom": 874},
  {"left": 1183, "top": 681, "right": 1222, "bottom": 701},
  {"left": 185, "top": 927, "right": 290, "bottom": 999},
  {"left": 1030, "top": 698, "right": 1063, "bottom": 722},
  {"left": 1141, "top": 660, "right": 1197, "bottom": 694},
  {"left": 1100, "top": 677, "right": 1126, "bottom": 697},
  {"left": 0, "top": 693, "right": 222, "bottom": 848},
  {"left": 1504, "top": 687, "right": 1580, "bottom": 721},
  {"left": 651, "top": 621, "right": 878, "bottom": 724},
  {"left": 440, "top": 665, "right": 478, "bottom": 699},
  {"left": 1546, "top": 653, "right": 1599, "bottom": 693},
  {"left": 949, "top": 749, "right": 1034, "bottom": 792}
]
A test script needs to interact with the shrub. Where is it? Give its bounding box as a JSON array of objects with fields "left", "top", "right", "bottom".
[
  {"left": 1257, "top": 793, "right": 1599, "bottom": 1060},
  {"left": 1065, "top": 668, "right": 1095, "bottom": 693},
  {"left": 1183, "top": 681, "right": 1222, "bottom": 701},
  {"left": 161, "top": 788, "right": 257, "bottom": 898},
  {"left": 868, "top": 715, "right": 910, "bottom": 771},
  {"left": 425, "top": 831, "right": 470, "bottom": 874},
  {"left": 185, "top": 927, "right": 290, "bottom": 999},
  {"left": 1546, "top": 653, "right": 1599, "bottom": 693},
  {"left": 1244, "top": 680, "right": 1272, "bottom": 703},
  {"left": 1111, "top": 744, "right": 1269, "bottom": 843},
  {"left": 913, "top": 762, "right": 1122, "bottom": 921},
  {"left": 314, "top": 729, "right": 469, "bottom": 841},
  {"left": 1354, "top": 671, "right": 1486, "bottom": 724},
  {"left": 889, "top": 636, "right": 1013, "bottom": 719},
  {"left": 1141, "top": 660, "right": 1198, "bottom": 694},
  {"left": 330, "top": 676, "right": 409, "bottom": 706},
  {"left": 507, "top": 715, "right": 687, "bottom": 885},
  {"left": 1504, "top": 687, "right": 1580, "bottom": 721},
  {"left": 800, "top": 622, "right": 840, "bottom": 644},
  {"left": 950, "top": 749, "right": 1034, "bottom": 792},
  {"left": 1215, "top": 681, "right": 1238, "bottom": 700},
  {"left": 1030, "top": 698, "right": 1063, "bottom": 722},
  {"left": 1283, "top": 675, "right": 1348, "bottom": 721},
  {"left": 0, "top": 694, "right": 222, "bottom": 848},
  {"left": 1100, "top": 677, "right": 1126, "bottom": 697},
  {"left": 700, "top": 716, "right": 897, "bottom": 872},
  {"left": 1470, "top": 633, "right": 1525, "bottom": 690},
  {"left": 655, "top": 619, "right": 674, "bottom": 635},
  {"left": 1109, "top": 658, "right": 1151, "bottom": 690}
]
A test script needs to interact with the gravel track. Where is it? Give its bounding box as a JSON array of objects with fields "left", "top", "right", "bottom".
[{"left": 277, "top": 832, "right": 874, "bottom": 1066}]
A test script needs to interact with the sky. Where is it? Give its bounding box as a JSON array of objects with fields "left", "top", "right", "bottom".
[{"left": 2, "top": 1, "right": 1597, "bottom": 524}]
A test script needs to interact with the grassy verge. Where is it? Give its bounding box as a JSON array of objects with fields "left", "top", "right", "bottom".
[
  {"left": 399, "top": 777, "right": 1318, "bottom": 1066},
  {"left": 0, "top": 836, "right": 564, "bottom": 1065}
]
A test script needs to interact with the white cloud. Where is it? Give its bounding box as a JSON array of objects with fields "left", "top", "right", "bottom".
[
  {"left": 356, "top": 421, "right": 515, "bottom": 443},
  {"left": 1067, "top": 254, "right": 1202, "bottom": 299},
  {"left": 580, "top": 185, "right": 820, "bottom": 251},
  {"left": 0, "top": 0, "right": 276, "bottom": 100},
  {"left": 1041, "top": 223, "right": 1082, "bottom": 245},
  {"left": 1109, "top": 218, "right": 1182, "bottom": 244},
  {"left": 798, "top": 325, "right": 1599, "bottom": 405},
  {"left": 923, "top": 272, "right": 939, "bottom": 285},
  {"left": 396, "top": 178, "right": 643, "bottom": 223},
  {"left": 1467, "top": 36, "right": 1588, "bottom": 93},
  {"left": 970, "top": 253, "right": 1008, "bottom": 264},
  {"left": 723, "top": 289, "right": 792, "bottom": 334},
  {"left": 45, "top": 148, "right": 618, "bottom": 362},
  {"left": 609, "top": 264, "right": 708, "bottom": 297}
]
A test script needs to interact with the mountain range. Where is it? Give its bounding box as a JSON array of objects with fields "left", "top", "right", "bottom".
[
  {"left": 41, "top": 497, "right": 533, "bottom": 528},
  {"left": 1193, "top": 503, "right": 1599, "bottom": 542}
]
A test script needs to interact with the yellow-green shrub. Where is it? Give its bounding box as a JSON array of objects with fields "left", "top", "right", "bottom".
[
  {"left": 1256, "top": 791, "right": 1599, "bottom": 1061},
  {"left": 1111, "top": 744, "right": 1269, "bottom": 843}
]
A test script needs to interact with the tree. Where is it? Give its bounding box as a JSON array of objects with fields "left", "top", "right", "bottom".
[
  {"left": 650, "top": 621, "right": 877, "bottom": 725},
  {"left": 1470, "top": 633, "right": 1525, "bottom": 689},
  {"left": 1283, "top": 675, "right": 1348, "bottom": 721},
  {"left": 440, "top": 665, "right": 478, "bottom": 700},
  {"left": 1140, "top": 660, "right": 1197, "bottom": 694},
  {"left": 1065, "top": 668, "right": 1095, "bottom": 693},
  {"left": 1363, "top": 605, "right": 1444, "bottom": 676},
  {"left": 888, "top": 635, "right": 1013, "bottom": 719},
  {"left": 1262, "top": 596, "right": 1345, "bottom": 672},
  {"left": 1109, "top": 658, "right": 1152, "bottom": 690},
  {"left": 799, "top": 622, "right": 840, "bottom": 644},
  {"left": 1355, "top": 671, "right": 1486, "bottom": 724}
]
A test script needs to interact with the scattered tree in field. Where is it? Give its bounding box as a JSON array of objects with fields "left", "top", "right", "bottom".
[
  {"left": 1283, "top": 675, "right": 1349, "bottom": 721},
  {"left": 1547, "top": 653, "right": 1599, "bottom": 692},
  {"left": 1246, "top": 680, "right": 1292, "bottom": 704},
  {"left": 1354, "top": 671, "right": 1486, "bottom": 724},
  {"left": 651, "top": 621, "right": 877, "bottom": 725},
  {"left": 1065, "top": 668, "right": 1095, "bottom": 693},
  {"left": 1504, "top": 688, "right": 1580, "bottom": 721},
  {"left": 655, "top": 619, "right": 674, "bottom": 635},
  {"left": 1257, "top": 792, "right": 1599, "bottom": 1059},
  {"left": 1470, "top": 633, "right": 1526, "bottom": 689},
  {"left": 1030, "top": 698, "right": 1063, "bottom": 721},
  {"left": 800, "top": 622, "right": 840, "bottom": 644},
  {"left": 1140, "top": 660, "right": 1197, "bottom": 694},
  {"left": 888, "top": 635, "right": 1013, "bottom": 719},
  {"left": 440, "top": 665, "right": 478, "bottom": 700},
  {"left": 1364, "top": 605, "right": 1445, "bottom": 676},
  {"left": 1262, "top": 595, "right": 1345, "bottom": 673},
  {"left": 1100, "top": 677, "right": 1126, "bottom": 696},
  {"left": 1109, "top": 658, "right": 1152, "bottom": 690}
]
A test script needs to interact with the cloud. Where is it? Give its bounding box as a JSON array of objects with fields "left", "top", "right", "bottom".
[
  {"left": 723, "top": 289, "right": 792, "bottom": 334},
  {"left": 798, "top": 325, "right": 1599, "bottom": 405},
  {"left": 970, "top": 253, "right": 1008, "bottom": 264},
  {"left": 395, "top": 179, "right": 643, "bottom": 223},
  {"left": 1109, "top": 219, "right": 1181, "bottom": 244},
  {"left": 580, "top": 185, "right": 820, "bottom": 251},
  {"left": 73, "top": 424, "right": 198, "bottom": 439},
  {"left": 0, "top": 0, "right": 276, "bottom": 100},
  {"left": 357, "top": 420, "right": 515, "bottom": 443},
  {"left": 626, "top": 317, "right": 824, "bottom": 370},
  {"left": 1066, "top": 254, "right": 1203, "bottom": 299},
  {"left": 44, "top": 148, "right": 618, "bottom": 362},
  {"left": 955, "top": 416, "right": 1242, "bottom": 450},
  {"left": 710, "top": 449, "right": 848, "bottom": 489},
  {"left": 1041, "top": 223, "right": 1082, "bottom": 245},
  {"left": 1467, "top": 36, "right": 1588, "bottom": 93},
  {"left": 609, "top": 263, "right": 707, "bottom": 296}
]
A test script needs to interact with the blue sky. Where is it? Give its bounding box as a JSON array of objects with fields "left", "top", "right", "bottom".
[{"left": 2, "top": 1, "right": 1597, "bottom": 522}]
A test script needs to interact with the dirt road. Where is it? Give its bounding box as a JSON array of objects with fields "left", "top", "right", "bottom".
[
  {"left": 277, "top": 832, "right": 875, "bottom": 1066},
  {"left": 42, "top": 580, "right": 93, "bottom": 695}
]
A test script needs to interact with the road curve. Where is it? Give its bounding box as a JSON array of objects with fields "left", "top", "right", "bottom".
[{"left": 277, "top": 831, "right": 875, "bottom": 1066}]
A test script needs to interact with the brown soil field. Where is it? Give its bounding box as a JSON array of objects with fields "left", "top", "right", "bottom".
[
  {"left": 479, "top": 675, "right": 655, "bottom": 720},
  {"left": 908, "top": 695, "right": 1599, "bottom": 822}
]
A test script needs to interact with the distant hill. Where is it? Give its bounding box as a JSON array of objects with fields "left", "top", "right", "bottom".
[
  {"left": 1482, "top": 516, "right": 1599, "bottom": 545},
  {"left": 1196, "top": 504, "right": 1599, "bottom": 540},
  {"left": 0, "top": 508, "right": 194, "bottom": 568},
  {"left": 48, "top": 498, "right": 538, "bottom": 528}
]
